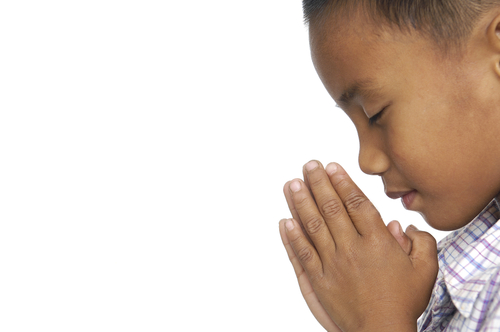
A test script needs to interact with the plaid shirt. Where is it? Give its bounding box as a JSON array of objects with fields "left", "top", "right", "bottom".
[{"left": 418, "top": 196, "right": 500, "bottom": 331}]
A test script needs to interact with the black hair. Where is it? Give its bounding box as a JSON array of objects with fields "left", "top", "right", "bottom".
[{"left": 302, "top": 0, "right": 500, "bottom": 49}]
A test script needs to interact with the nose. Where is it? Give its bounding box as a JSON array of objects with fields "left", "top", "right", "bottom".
[{"left": 358, "top": 134, "right": 390, "bottom": 176}]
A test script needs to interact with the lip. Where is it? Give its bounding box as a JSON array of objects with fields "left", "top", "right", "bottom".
[
  {"left": 386, "top": 190, "right": 418, "bottom": 210},
  {"left": 385, "top": 190, "right": 414, "bottom": 200},
  {"left": 401, "top": 190, "right": 417, "bottom": 209}
]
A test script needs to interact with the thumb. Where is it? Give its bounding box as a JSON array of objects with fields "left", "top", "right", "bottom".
[
  {"left": 387, "top": 220, "right": 412, "bottom": 255},
  {"left": 405, "top": 225, "right": 439, "bottom": 277}
]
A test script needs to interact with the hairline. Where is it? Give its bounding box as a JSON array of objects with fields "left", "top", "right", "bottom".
[{"left": 305, "top": 1, "right": 479, "bottom": 56}]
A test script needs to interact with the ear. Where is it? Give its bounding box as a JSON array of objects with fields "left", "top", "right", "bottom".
[{"left": 487, "top": 12, "right": 500, "bottom": 77}]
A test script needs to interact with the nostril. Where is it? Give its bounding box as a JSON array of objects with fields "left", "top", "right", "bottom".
[{"left": 358, "top": 145, "right": 390, "bottom": 176}]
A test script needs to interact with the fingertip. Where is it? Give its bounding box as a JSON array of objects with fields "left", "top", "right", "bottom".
[
  {"left": 387, "top": 220, "right": 413, "bottom": 255},
  {"left": 284, "top": 179, "right": 303, "bottom": 194},
  {"left": 387, "top": 220, "right": 403, "bottom": 237},
  {"left": 283, "top": 181, "right": 292, "bottom": 194},
  {"left": 325, "top": 162, "right": 338, "bottom": 176},
  {"left": 303, "top": 159, "right": 324, "bottom": 170},
  {"left": 304, "top": 160, "right": 319, "bottom": 172},
  {"left": 405, "top": 225, "right": 419, "bottom": 240},
  {"left": 289, "top": 179, "right": 302, "bottom": 193},
  {"left": 285, "top": 218, "right": 295, "bottom": 231},
  {"left": 406, "top": 224, "right": 418, "bottom": 232},
  {"left": 278, "top": 218, "right": 285, "bottom": 233},
  {"left": 278, "top": 219, "right": 290, "bottom": 244}
]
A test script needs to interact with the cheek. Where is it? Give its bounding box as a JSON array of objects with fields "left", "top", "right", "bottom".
[
  {"left": 385, "top": 113, "right": 424, "bottom": 168},
  {"left": 386, "top": 110, "right": 490, "bottom": 196},
  {"left": 384, "top": 115, "right": 448, "bottom": 189}
]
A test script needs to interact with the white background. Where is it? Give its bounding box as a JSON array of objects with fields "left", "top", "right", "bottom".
[{"left": 0, "top": 1, "right": 450, "bottom": 331}]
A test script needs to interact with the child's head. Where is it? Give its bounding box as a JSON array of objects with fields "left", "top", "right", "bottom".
[{"left": 304, "top": 0, "right": 500, "bottom": 231}]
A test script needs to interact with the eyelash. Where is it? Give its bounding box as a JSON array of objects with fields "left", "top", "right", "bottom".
[{"left": 368, "top": 106, "right": 387, "bottom": 126}]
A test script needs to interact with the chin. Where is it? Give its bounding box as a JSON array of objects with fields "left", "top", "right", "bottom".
[{"left": 420, "top": 211, "right": 473, "bottom": 231}]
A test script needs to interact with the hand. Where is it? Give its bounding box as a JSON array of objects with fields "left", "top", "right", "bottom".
[
  {"left": 280, "top": 216, "right": 413, "bottom": 331},
  {"left": 280, "top": 162, "right": 415, "bottom": 332},
  {"left": 279, "top": 161, "right": 438, "bottom": 332}
]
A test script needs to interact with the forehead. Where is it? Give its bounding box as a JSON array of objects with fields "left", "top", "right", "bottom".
[
  {"left": 309, "top": 17, "right": 426, "bottom": 102},
  {"left": 309, "top": 18, "right": 404, "bottom": 85}
]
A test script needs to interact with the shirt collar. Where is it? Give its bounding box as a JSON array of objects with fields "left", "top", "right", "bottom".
[{"left": 437, "top": 195, "right": 500, "bottom": 318}]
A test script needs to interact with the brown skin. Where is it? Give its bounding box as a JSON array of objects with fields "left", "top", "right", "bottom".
[
  {"left": 280, "top": 8, "right": 500, "bottom": 332},
  {"left": 310, "top": 10, "right": 500, "bottom": 231},
  {"left": 281, "top": 162, "right": 437, "bottom": 332},
  {"left": 280, "top": 163, "right": 417, "bottom": 332}
]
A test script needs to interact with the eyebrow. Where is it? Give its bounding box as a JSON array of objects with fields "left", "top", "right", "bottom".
[{"left": 337, "top": 79, "right": 380, "bottom": 108}]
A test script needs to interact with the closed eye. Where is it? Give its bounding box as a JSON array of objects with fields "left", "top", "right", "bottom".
[{"left": 368, "top": 106, "right": 387, "bottom": 126}]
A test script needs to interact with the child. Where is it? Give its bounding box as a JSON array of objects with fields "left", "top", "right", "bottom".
[{"left": 279, "top": 1, "right": 500, "bottom": 331}]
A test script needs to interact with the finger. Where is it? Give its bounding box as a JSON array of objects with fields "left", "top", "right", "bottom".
[
  {"left": 284, "top": 181, "right": 301, "bottom": 223},
  {"left": 289, "top": 178, "right": 336, "bottom": 257},
  {"left": 279, "top": 219, "right": 309, "bottom": 277},
  {"left": 282, "top": 218, "right": 323, "bottom": 279},
  {"left": 284, "top": 161, "right": 320, "bottom": 237},
  {"left": 326, "top": 163, "right": 386, "bottom": 235},
  {"left": 387, "top": 220, "right": 412, "bottom": 255},
  {"left": 279, "top": 220, "right": 341, "bottom": 332},
  {"left": 284, "top": 181, "right": 313, "bottom": 245},
  {"left": 302, "top": 162, "right": 316, "bottom": 200},
  {"left": 303, "top": 160, "right": 357, "bottom": 241},
  {"left": 405, "top": 225, "right": 438, "bottom": 279}
]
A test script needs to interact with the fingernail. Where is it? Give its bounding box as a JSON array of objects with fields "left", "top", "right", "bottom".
[
  {"left": 408, "top": 224, "right": 418, "bottom": 231},
  {"left": 305, "top": 160, "right": 318, "bottom": 172},
  {"left": 326, "top": 163, "right": 338, "bottom": 175},
  {"left": 290, "top": 180, "right": 301, "bottom": 193},
  {"left": 285, "top": 219, "right": 295, "bottom": 231}
]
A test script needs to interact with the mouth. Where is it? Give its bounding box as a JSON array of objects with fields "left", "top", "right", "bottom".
[{"left": 386, "top": 190, "right": 418, "bottom": 210}]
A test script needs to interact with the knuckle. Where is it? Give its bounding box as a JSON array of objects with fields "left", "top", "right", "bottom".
[
  {"left": 293, "top": 194, "right": 309, "bottom": 208},
  {"left": 297, "top": 247, "right": 314, "bottom": 264},
  {"left": 308, "top": 174, "right": 324, "bottom": 187},
  {"left": 344, "top": 192, "right": 369, "bottom": 211},
  {"left": 331, "top": 173, "right": 350, "bottom": 187},
  {"left": 421, "top": 232, "right": 438, "bottom": 248},
  {"left": 321, "top": 198, "right": 344, "bottom": 219},
  {"left": 305, "top": 216, "right": 324, "bottom": 235},
  {"left": 287, "top": 230, "right": 302, "bottom": 243}
]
